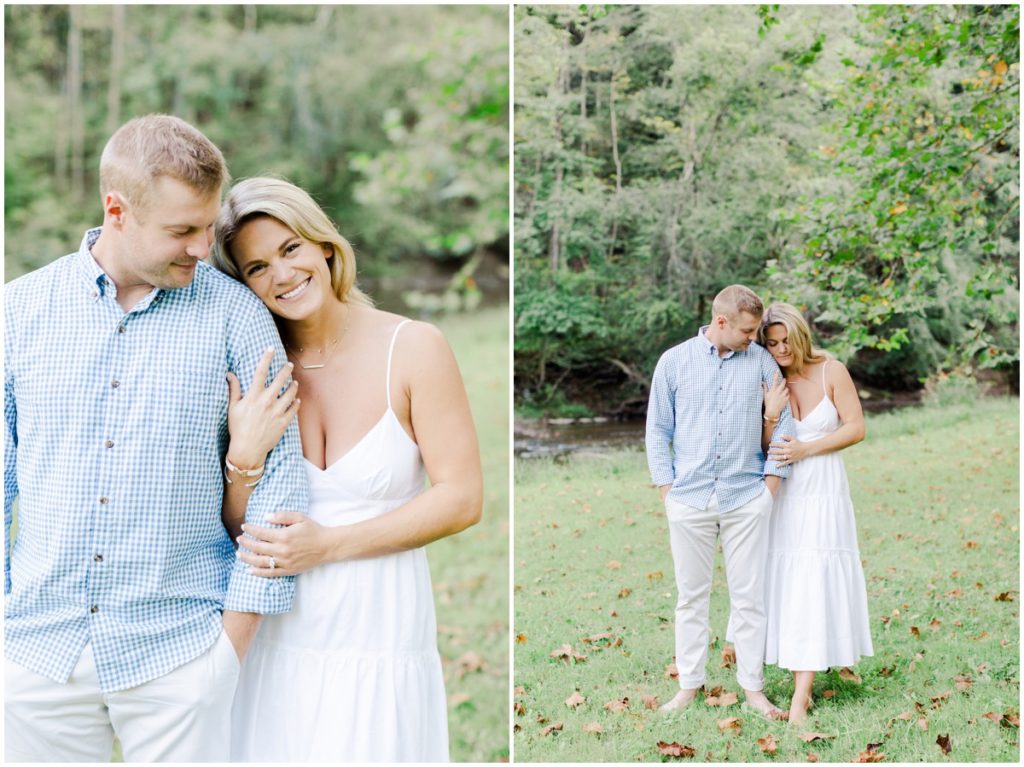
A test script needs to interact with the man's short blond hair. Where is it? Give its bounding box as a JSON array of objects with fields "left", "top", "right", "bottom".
[
  {"left": 712, "top": 284, "right": 764, "bottom": 321},
  {"left": 99, "top": 114, "right": 228, "bottom": 214}
]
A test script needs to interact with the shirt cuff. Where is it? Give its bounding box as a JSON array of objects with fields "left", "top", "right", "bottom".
[{"left": 224, "top": 562, "right": 295, "bottom": 614}]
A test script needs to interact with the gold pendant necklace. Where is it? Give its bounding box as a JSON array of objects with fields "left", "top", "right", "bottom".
[{"left": 286, "top": 309, "right": 350, "bottom": 370}]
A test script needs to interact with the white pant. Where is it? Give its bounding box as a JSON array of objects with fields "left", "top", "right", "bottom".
[
  {"left": 666, "top": 487, "right": 773, "bottom": 691},
  {"left": 5, "top": 630, "right": 241, "bottom": 762}
]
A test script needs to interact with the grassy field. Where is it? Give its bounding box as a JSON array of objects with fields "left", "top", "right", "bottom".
[
  {"left": 513, "top": 397, "right": 1019, "bottom": 762},
  {"left": 435, "top": 305, "right": 510, "bottom": 762}
]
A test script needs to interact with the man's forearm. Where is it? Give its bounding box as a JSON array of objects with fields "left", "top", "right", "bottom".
[
  {"left": 764, "top": 475, "right": 781, "bottom": 496},
  {"left": 659, "top": 484, "right": 672, "bottom": 502},
  {"left": 222, "top": 610, "right": 263, "bottom": 661}
]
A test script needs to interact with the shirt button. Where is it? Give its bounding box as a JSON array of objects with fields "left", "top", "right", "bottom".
[
  {"left": 117, "top": 325, "right": 126, "bottom": 334},
  {"left": 93, "top": 554, "right": 103, "bottom": 563},
  {"left": 716, "top": 455, "right": 721, "bottom": 459},
  {"left": 104, "top": 440, "right": 114, "bottom": 449},
  {"left": 99, "top": 496, "right": 109, "bottom": 505},
  {"left": 90, "top": 605, "right": 99, "bottom": 614},
  {"left": 111, "top": 380, "right": 120, "bottom": 389}
]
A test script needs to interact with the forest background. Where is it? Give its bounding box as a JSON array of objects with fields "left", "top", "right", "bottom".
[
  {"left": 4, "top": 4, "right": 509, "bottom": 762},
  {"left": 514, "top": 4, "right": 1019, "bottom": 418}
]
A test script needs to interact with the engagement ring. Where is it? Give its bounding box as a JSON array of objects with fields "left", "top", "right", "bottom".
[{"left": 267, "top": 556, "right": 277, "bottom": 570}]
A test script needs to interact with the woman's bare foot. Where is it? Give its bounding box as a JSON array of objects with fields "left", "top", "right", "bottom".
[
  {"left": 788, "top": 691, "right": 813, "bottom": 725},
  {"left": 659, "top": 688, "right": 700, "bottom": 712}
]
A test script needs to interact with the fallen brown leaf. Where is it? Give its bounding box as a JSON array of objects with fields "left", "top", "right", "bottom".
[
  {"left": 448, "top": 692, "right": 471, "bottom": 707},
  {"left": 838, "top": 667, "right": 862, "bottom": 684},
  {"left": 917, "top": 718, "right": 928, "bottom": 731},
  {"left": 456, "top": 651, "right": 485, "bottom": 677},
  {"left": 515, "top": 633, "right": 527, "bottom": 644},
  {"left": 549, "top": 644, "right": 587, "bottom": 664},
  {"left": 642, "top": 694, "right": 659, "bottom": 710},
  {"left": 879, "top": 666, "right": 894, "bottom": 677},
  {"left": 896, "top": 711, "right": 912, "bottom": 721},
  {"left": 954, "top": 675, "right": 973, "bottom": 691},
  {"left": 647, "top": 570, "right": 664, "bottom": 581},
  {"left": 717, "top": 716, "right": 742, "bottom": 732},
  {"left": 514, "top": 702, "right": 526, "bottom": 716},
  {"left": 853, "top": 750, "right": 885, "bottom": 763},
  {"left": 606, "top": 560, "right": 622, "bottom": 569},
  {"left": 981, "top": 712, "right": 1002, "bottom": 723},
  {"left": 665, "top": 662, "right": 679, "bottom": 680},
  {"left": 721, "top": 646, "right": 737, "bottom": 668},
  {"left": 656, "top": 741, "right": 696, "bottom": 758},
  {"left": 705, "top": 691, "right": 739, "bottom": 707},
  {"left": 539, "top": 722, "right": 563, "bottom": 737},
  {"left": 930, "top": 691, "right": 951, "bottom": 707},
  {"left": 1003, "top": 711, "right": 1020, "bottom": 727},
  {"left": 822, "top": 689, "right": 836, "bottom": 699},
  {"left": 604, "top": 697, "right": 629, "bottom": 712},
  {"left": 910, "top": 626, "right": 921, "bottom": 638},
  {"left": 929, "top": 618, "right": 941, "bottom": 630},
  {"left": 564, "top": 691, "right": 586, "bottom": 709},
  {"left": 936, "top": 734, "right": 951, "bottom": 755},
  {"left": 618, "top": 587, "right": 632, "bottom": 598},
  {"left": 994, "top": 591, "right": 1015, "bottom": 602},
  {"left": 757, "top": 734, "right": 778, "bottom": 754},
  {"left": 798, "top": 732, "right": 836, "bottom": 743},
  {"left": 582, "top": 721, "right": 603, "bottom": 735},
  {"left": 514, "top": 686, "right": 525, "bottom": 695},
  {"left": 806, "top": 752, "right": 820, "bottom": 762}
]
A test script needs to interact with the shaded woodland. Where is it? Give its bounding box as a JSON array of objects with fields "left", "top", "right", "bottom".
[
  {"left": 5, "top": 5, "right": 509, "bottom": 305},
  {"left": 514, "top": 4, "right": 1019, "bottom": 416}
]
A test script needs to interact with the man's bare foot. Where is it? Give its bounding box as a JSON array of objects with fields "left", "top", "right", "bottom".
[
  {"left": 788, "top": 692, "right": 813, "bottom": 725},
  {"left": 659, "top": 688, "right": 700, "bottom": 712},
  {"left": 742, "top": 689, "right": 787, "bottom": 720}
]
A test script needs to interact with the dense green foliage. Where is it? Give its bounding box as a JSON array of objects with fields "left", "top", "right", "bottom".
[
  {"left": 513, "top": 397, "right": 1020, "bottom": 761},
  {"left": 514, "top": 4, "right": 1019, "bottom": 414},
  {"left": 5, "top": 5, "right": 508, "bottom": 284}
]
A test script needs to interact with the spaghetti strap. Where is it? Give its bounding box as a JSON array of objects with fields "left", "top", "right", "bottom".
[
  {"left": 820, "top": 359, "right": 829, "bottom": 396},
  {"left": 386, "top": 319, "right": 412, "bottom": 410}
]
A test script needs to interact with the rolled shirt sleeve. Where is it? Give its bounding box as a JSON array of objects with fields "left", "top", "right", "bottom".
[{"left": 222, "top": 296, "right": 309, "bottom": 614}]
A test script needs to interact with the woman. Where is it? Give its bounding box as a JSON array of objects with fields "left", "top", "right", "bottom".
[
  {"left": 211, "top": 177, "right": 483, "bottom": 761},
  {"left": 757, "top": 302, "right": 873, "bottom": 724}
]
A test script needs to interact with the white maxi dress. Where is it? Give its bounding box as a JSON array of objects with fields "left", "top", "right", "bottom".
[
  {"left": 762, "top": 360, "right": 874, "bottom": 671},
  {"left": 231, "top": 320, "right": 449, "bottom": 762}
]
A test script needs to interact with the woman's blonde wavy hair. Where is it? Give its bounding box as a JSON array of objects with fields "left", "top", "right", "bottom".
[
  {"left": 759, "top": 302, "right": 829, "bottom": 375},
  {"left": 212, "top": 177, "right": 372, "bottom": 307}
]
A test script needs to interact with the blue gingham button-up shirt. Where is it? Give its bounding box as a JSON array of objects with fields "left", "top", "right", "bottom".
[
  {"left": 645, "top": 326, "right": 795, "bottom": 512},
  {"left": 4, "top": 228, "right": 309, "bottom": 693}
]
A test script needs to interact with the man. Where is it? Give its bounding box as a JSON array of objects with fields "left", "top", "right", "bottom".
[
  {"left": 4, "top": 114, "right": 308, "bottom": 761},
  {"left": 645, "top": 284, "right": 795, "bottom": 718}
]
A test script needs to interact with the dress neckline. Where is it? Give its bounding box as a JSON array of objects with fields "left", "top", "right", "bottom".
[{"left": 304, "top": 408, "right": 416, "bottom": 474}]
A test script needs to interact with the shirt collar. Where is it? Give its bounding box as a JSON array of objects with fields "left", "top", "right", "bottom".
[
  {"left": 74, "top": 228, "right": 108, "bottom": 297},
  {"left": 73, "top": 226, "right": 164, "bottom": 310},
  {"left": 697, "top": 325, "right": 736, "bottom": 359}
]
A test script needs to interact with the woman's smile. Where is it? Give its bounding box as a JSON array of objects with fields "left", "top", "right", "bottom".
[{"left": 277, "top": 276, "right": 312, "bottom": 301}]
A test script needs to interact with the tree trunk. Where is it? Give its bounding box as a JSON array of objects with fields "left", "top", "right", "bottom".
[
  {"left": 245, "top": 4, "right": 258, "bottom": 33},
  {"left": 106, "top": 5, "right": 125, "bottom": 135},
  {"left": 67, "top": 6, "right": 86, "bottom": 202},
  {"left": 607, "top": 70, "right": 623, "bottom": 260}
]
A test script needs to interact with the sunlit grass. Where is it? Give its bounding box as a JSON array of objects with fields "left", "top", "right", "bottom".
[{"left": 513, "top": 397, "right": 1019, "bottom": 762}]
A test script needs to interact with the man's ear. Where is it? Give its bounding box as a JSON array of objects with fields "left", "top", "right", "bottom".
[{"left": 104, "top": 191, "right": 129, "bottom": 230}]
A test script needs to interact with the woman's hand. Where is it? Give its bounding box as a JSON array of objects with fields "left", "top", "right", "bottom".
[
  {"left": 762, "top": 372, "right": 789, "bottom": 421},
  {"left": 768, "top": 435, "right": 812, "bottom": 466},
  {"left": 237, "top": 512, "right": 328, "bottom": 577},
  {"left": 226, "top": 349, "right": 299, "bottom": 468}
]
